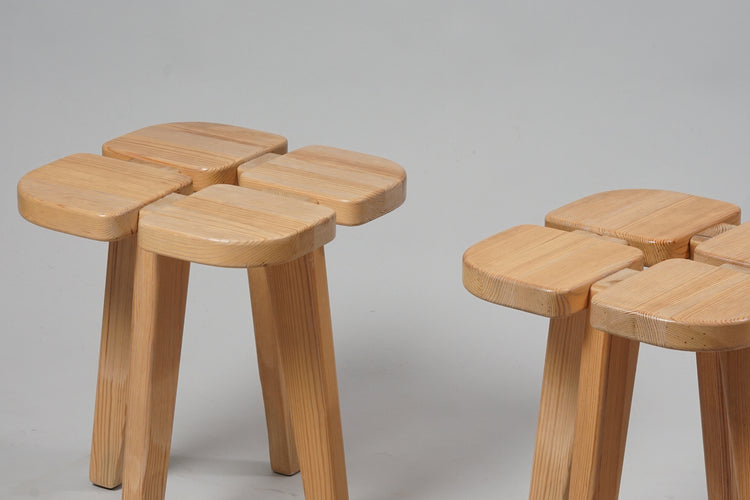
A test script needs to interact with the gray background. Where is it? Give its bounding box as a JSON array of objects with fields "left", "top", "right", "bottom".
[{"left": 2, "top": 1, "right": 749, "bottom": 498}]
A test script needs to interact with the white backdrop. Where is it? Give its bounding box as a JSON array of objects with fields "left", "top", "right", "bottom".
[{"left": 2, "top": 1, "right": 749, "bottom": 498}]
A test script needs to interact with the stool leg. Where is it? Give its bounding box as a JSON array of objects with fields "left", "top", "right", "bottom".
[
  {"left": 259, "top": 247, "right": 349, "bottom": 500},
  {"left": 719, "top": 348, "right": 750, "bottom": 499},
  {"left": 90, "top": 234, "right": 137, "bottom": 488},
  {"left": 569, "top": 327, "right": 639, "bottom": 500},
  {"left": 122, "top": 248, "right": 190, "bottom": 500},
  {"left": 530, "top": 310, "right": 588, "bottom": 500},
  {"left": 698, "top": 352, "right": 737, "bottom": 500},
  {"left": 247, "top": 268, "right": 300, "bottom": 475}
]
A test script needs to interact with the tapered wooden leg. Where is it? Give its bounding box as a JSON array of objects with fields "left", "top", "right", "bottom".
[
  {"left": 720, "top": 347, "right": 750, "bottom": 499},
  {"left": 259, "top": 247, "right": 348, "bottom": 500},
  {"left": 569, "top": 326, "right": 639, "bottom": 500},
  {"left": 248, "top": 267, "right": 300, "bottom": 476},
  {"left": 529, "top": 309, "right": 588, "bottom": 500},
  {"left": 90, "top": 234, "right": 137, "bottom": 488},
  {"left": 122, "top": 248, "right": 190, "bottom": 500},
  {"left": 698, "top": 352, "right": 737, "bottom": 500}
]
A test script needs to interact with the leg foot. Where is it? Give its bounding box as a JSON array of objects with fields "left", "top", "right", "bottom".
[
  {"left": 90, "top": 234, "right": 137, "bottom": 488},
  {"left": 248, "top": 267, "right": 300, "bottom": 475}
]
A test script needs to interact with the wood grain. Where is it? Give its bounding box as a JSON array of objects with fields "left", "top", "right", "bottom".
[
  {"left": 591, "top": 259, "right": 750, "bottom": 351},
  {"left": 138, "top": 184, "right": 336, "bottom": 268},
  {"left": 103, "top": 122, "right": 288, "bottom": 190},
  {"left": 690, "top": 223, "right": 738, "bottom": 259},
  {"left": 462, "top": 225, "right": 643, "bottom": 318},
  {"left": 693, "top": 226, "right": 750, "bottom": 499},
  {"left": 694, "top": 222, "right": 750, "bottom": 268},
  {"left": 89, "top": 234, "right": 137, "bottom": 488},
  {"left": 17, "top": 153, "right": 192, "bottom": 241},
  {"left": 529, "top": 310, "right": 588, "bottom": 499},
  {"left": 545, "top": 189, "right": 741, "bottom": 266},
  {"left": 238, "top": 145, "right": 406, "bottom": 226},
  {"left": 122, "top": 247, "right": 190, "bottom": 500},
  {"left": 720, "top": 348, "right": 750, "bottom": 499},
  {"left": 261, "top": 248, "right": 349, "bottom": 499},
  {"left": 568, "top": 271, "right": 641, "bottom": 500},
  {"left": 247, "top": 267, "right": 300, "bottom": 476},
  {"left": 697, "top": 352, "right": 737, "bottom": 500}
]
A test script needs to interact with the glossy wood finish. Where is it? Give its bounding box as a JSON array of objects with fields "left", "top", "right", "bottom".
[
  {"left": 138, "top": 184, "right": 336, "bottom": 268},
  {"left": 462, "top": 225, "right": 644, "bottom": 318},
  {"left": 122, "top": 247, "right": 190, "bottom": 500},
  {"left": 545, "top": 189, "right": 740, "bottom": 266},
  {"left": 238, "top": 145, "right": 406, "bottom": 226},
  {"left": 90, "top": 234, "right": 137, "bottom": 488},
  {"left": 591, "top": 259, "right": 750, "bottom": 351},
  {"left": 17, "top": 153, "right": 192, "bottom": 241},
  {"left": 256, "top": 248, "right": 348, "bottom": 500},
  {"left": 103, "top": 122, "right": 288, "bottom": 190},
  {"left": 247, "top": 267, "right": 300, "bottom": 476}
]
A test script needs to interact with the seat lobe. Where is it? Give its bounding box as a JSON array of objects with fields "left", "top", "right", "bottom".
[
  {"left": 591, "top": 259, "right": 750, "bottom": 351},
  {"left": 138, "top": 184, "right": 336, "bottom": 268}
]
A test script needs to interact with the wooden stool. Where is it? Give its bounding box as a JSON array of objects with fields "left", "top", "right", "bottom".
[
  {"left": 123, "top": 184, "right": 346, "bottom": 499},
  {"left": 463, "top": 223, "right": 750, "bottom": 499},
  {"left": 104, "top": 122, "right": 406, "bottom": 479},
  {"left": 463, "top": 190, "right": 743, "bottom": 499},
  {"left": 463, "top": 225, "right": 645, "bottom": 499},
  {"left": 591, "top": 238, "right": 750, "bottom": 499},
  {"left": 17, "top": 154, "right": 193, "bottom": 487},
  {"left": 546, "top": 189, "right": 744, "bottom": 499}
]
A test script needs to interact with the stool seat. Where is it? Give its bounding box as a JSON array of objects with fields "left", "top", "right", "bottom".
[
  {"left": 102, "top": 122, "right": 288, "bottom": 190},
  {"left": 138, "top": 184, "right": 336, "bottom": 268},
  {"left": 17, "top": 153, "right": 192, "bottom": 241},
  {"left": 591, "top": 259, "right": 750, "bottom": 351},
  {"left": 545, "top": 189, "right": 741, "bottom": 265},
  {"left": 694, "top": 221, "right": 750, "bottom": 268},
  {"left": 462, "top": 225, "right": 644, "bottom": 317},
  {"left": 238, "top": 145, "right": 406, "bottom": 225}
]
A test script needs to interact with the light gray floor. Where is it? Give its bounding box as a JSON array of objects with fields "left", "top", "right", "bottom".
[{"left": 2, "top": 1, "right": 749, "bottom": 498}]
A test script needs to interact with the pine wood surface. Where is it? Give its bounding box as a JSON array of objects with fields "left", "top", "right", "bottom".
[
  {"left": 590, "top": 259, "right": 750, "bottom": 351},
  {"left": 89, "top": 234, "right": 137, "bottom": 489},
  {"left": 718, "top": 348, "right": 750, "bottom": 498},
  {"left": 545, "top": 189, "right": 741, "bottom": 266},
  {"left": 690, "top": 223, "right": 739, "bottom": 259},
  {"left": 692, "top": 220, "right": 750, "bottom": 499},
  {"left": 248, "top": 267, "right": 300, "bottom": 476},
  {"left": 238, "top": 145, "right": 406, "bottom": 226},
  {"left": 697, "top": 352, "right": 737, "bottom": 500},
  {"left": 123, "top": 248, "right": 190, "bottom": 500},
  {"left": 137, "top": 184, "right": 336, "bottom": 268},
  {"left": 529, "top": 310, "right": 588, "bottom": 499},
  {"left": 260, "top": 248, "right": 349, "bottom": 499},
  {"left": 462, "top": 225, "right": 644, "bottom": 318},
  {"left": 103, "top": 122, "right": 288, "bottom": 190},
  {"left": 17, "top": 153, "right": 192, "bottom": 241},
  {"left": 568, "top": 271, "right": 642, "bottom": 500},
  {"left": 694, "top": 221, "right": 750, "bottom": 268}
]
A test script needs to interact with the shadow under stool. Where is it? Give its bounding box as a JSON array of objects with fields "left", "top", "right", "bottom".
[{"left": 463, "top": 189, "right": 745, "bottom": 499}]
